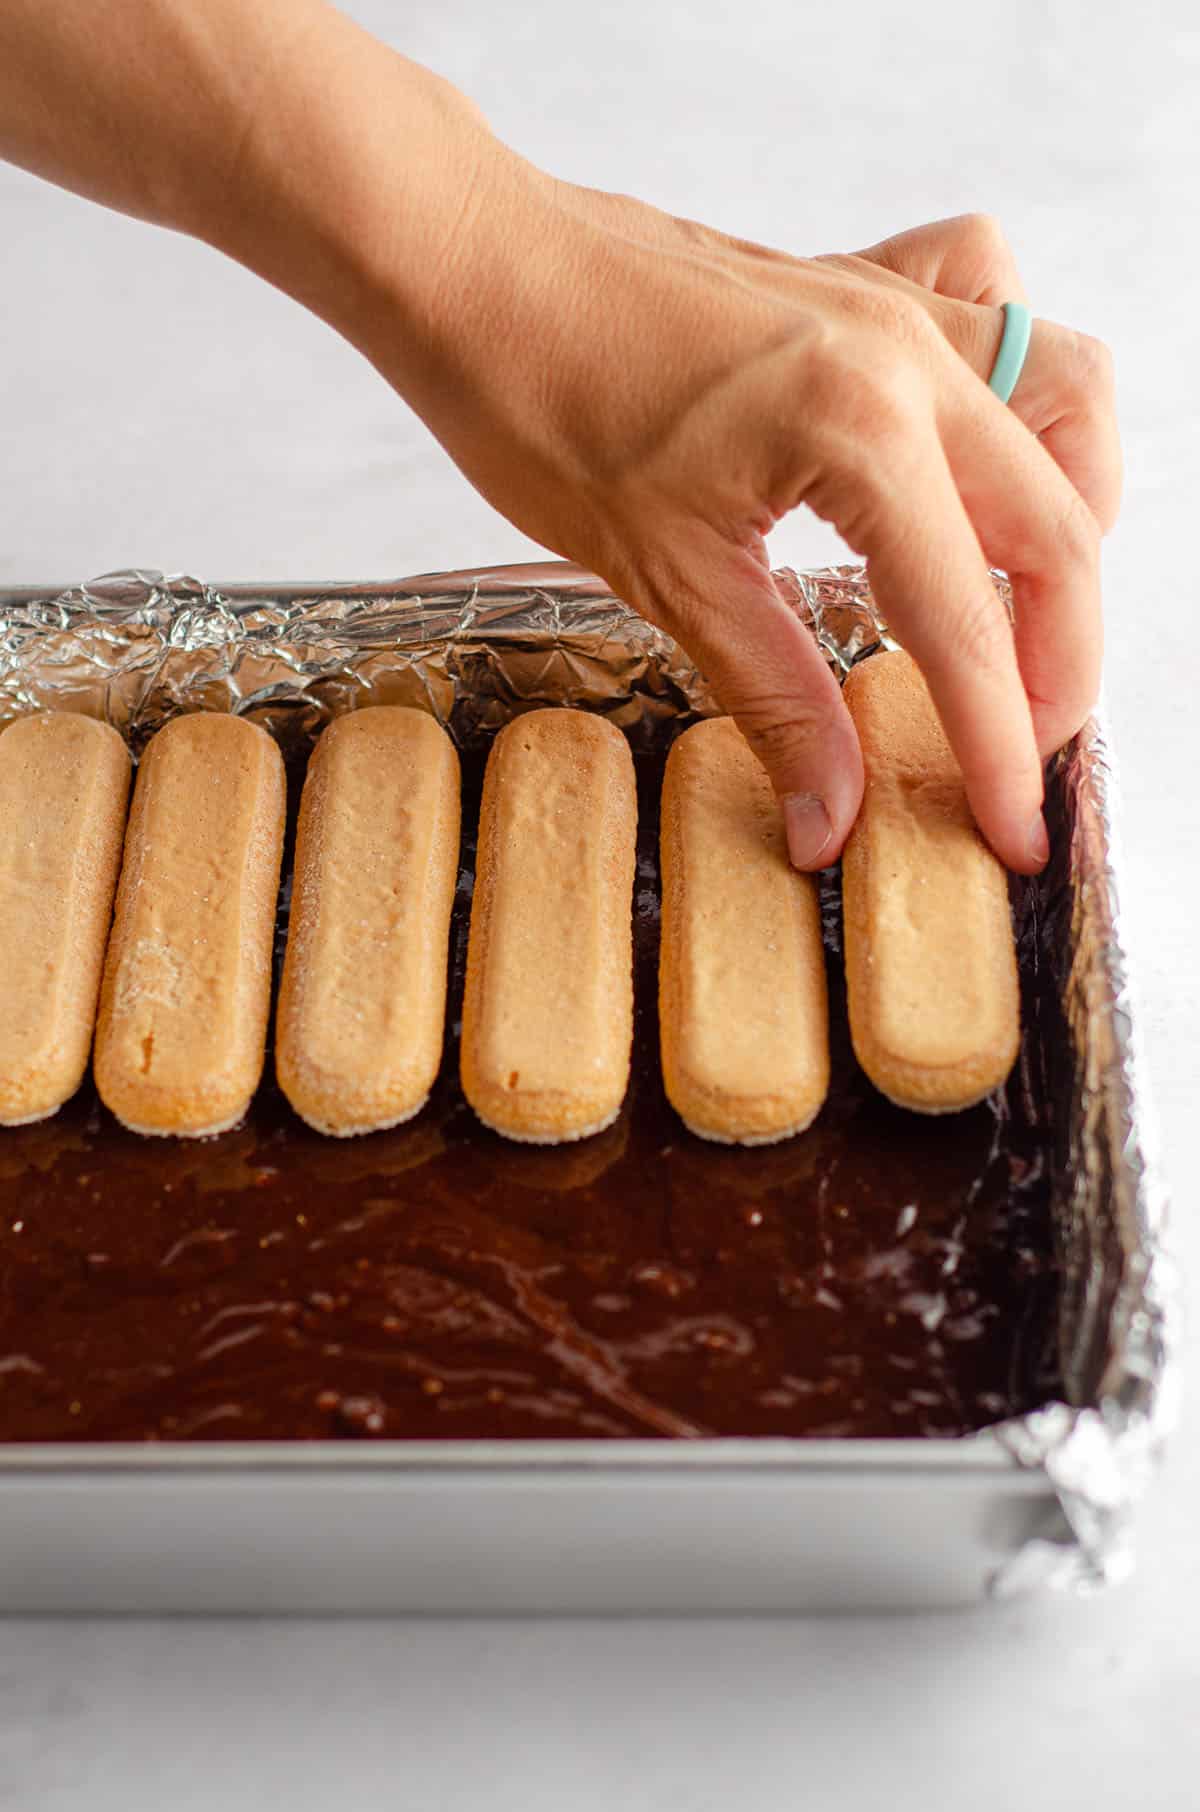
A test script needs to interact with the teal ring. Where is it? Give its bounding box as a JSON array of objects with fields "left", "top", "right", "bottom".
[{"left": 988, "top": 301, "right": 1033, "bottom": 404}]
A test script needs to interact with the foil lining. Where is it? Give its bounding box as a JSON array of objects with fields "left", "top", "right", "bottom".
[{"left": 0, "top": 560, "right": 1177, "bottom": 1592}]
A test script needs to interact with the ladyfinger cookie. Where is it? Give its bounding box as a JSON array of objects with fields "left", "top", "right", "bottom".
[
  {"left": 0, "top": 712, "right": 131, "bottom": 1126},
  {"left": 841, "top": 651, "right": 1020, "bottom": 1113},
  {"left": 276, "top": 706, "right": 461, "bottom": 1136},
  {"left": 659, "top": 717, "right": 829, "bottom": 1144},
  {"left": 94, "top": 713, "right": 285, "bottom": 1137},
  {"left": 461, "top": 708, "right": 636, "bottom": 1143}
]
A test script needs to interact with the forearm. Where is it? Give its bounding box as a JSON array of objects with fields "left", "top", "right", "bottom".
[
  {"left": 0, "top": 0, "right": 505, "bottom": 371},
  {"left": 1, "top": 0, "right": 309, "bottom": 226}
]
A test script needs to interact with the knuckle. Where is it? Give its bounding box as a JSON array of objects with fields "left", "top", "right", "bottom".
[
  {"left": 860, "top": 373, "right": 918, "bottom": 447},
  {"left": 826, "top": 276, "right": 932, "bottom": 353},
  {"left": 1057, "top": 491, "right": 1102, "bottom": 568},
  {"left": 1032, "top": 688, "right": 1094, "bottom": 754},
  {"left": 1046, "top": 324, "right": 1115, "bottom": 403},
  {"left": 728, "top": 694, "right": 834, "bottom": 771},
  {"left": 1025, "top": 663, "right": 1097, "bottom": 756},
  {"left": 1072, "top": 329, "right": 1115, "bottom": 396},
  {"left": 877, "top": 288, "right": 935, "bottom": 351},
  {"left": 952, "top": 590, "right": 1011, "bottom": 674},
  {"left": 957, "top": 211, "right": 1010, "bottom": 259},
  {"left": 805, "top": 341, "right": 922, "bottom": 450}
]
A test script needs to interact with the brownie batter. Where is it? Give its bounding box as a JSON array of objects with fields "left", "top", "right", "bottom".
[{"left": 0, "top": 752, "right": 1060, "bottom": 1442}]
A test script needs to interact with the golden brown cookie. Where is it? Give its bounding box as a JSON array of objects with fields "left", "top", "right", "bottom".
[
  {"left": 461, "top": 708, "right": 636, "bottom": 1142},
  {"left": 0, "top": 712, "right": 131, "bottom": 1126},
  {"left": 276, "top": 706, "right": 460, "bottom": 1136},
  {"left": 659, "top": 716, "right": 829, "bottom": 1143},
  {"left": 94, "top": 713, "right": 285, "bottom": 1136},
  {"left": 841, "top": 651, "right": 1020, "bottom": 1113}
]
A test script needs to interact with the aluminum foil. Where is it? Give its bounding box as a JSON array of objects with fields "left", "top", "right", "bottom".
[{"left": 0, "top": 559, "right": 1177, "bottom": 1591}]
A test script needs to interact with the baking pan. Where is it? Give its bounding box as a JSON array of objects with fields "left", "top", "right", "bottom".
[{"left": 0, "top": 563, "right": 1176, "bottom": 1612}]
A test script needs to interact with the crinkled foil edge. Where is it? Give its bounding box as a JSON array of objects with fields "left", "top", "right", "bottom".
[{"left": 0, "top": 560, "right": 1178, "bottom": 1593}]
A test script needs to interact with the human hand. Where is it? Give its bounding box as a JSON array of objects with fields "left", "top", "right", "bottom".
[
  {"left": 0, "top": 4, "right": 1120, "bottom": 875},
  {"left": 356, "top": 176, "right": 1118, "bottom": 874}
]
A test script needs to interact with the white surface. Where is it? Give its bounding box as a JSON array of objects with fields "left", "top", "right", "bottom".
[{"left": 0, "top": 0, "right": 1197, "bottom": 1805}]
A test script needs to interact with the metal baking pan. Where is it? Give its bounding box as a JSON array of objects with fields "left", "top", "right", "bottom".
[{"left": 0, "top": 563, "right": 1176, "bottom": 1612}]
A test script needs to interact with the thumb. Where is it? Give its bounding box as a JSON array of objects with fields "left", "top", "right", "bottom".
[{"left": 623, "top": 541, "right": 864, "bottom": 870}]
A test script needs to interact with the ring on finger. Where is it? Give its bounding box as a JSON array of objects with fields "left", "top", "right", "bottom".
[{"left": 987, "top": 301, "right": 1033, "bottom": 404}]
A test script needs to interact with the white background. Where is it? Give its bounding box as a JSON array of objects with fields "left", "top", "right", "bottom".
[{"left": 1, "top": 0, "right": 1197, "bottom": 1804}]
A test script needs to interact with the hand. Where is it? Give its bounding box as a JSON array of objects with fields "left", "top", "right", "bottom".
[
  {"left": 345, "top": 179, "right": 1118, "bottom": 873},
  {"left": 0, "top": 5, "right": 1120, "bottom": 873}
]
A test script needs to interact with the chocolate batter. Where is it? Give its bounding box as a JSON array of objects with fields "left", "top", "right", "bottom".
[{"left": 0, "top": 751, "right": 1060, "bottom": 1442}]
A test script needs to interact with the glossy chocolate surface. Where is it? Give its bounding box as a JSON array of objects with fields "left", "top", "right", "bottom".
[{"left": 0, "top": 755, "right": 1059, "bottom": 1442}]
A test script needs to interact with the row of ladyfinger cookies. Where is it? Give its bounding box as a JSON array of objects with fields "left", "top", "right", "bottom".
[
  {"left": 0, "top": 651, "right": 1020, "bottom": 1145},
  {"left": 666, "top": 650, "right": 1020, "bottom": 1137}
]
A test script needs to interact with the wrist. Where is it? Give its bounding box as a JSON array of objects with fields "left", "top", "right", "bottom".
[{"left": 193, "top": 7, "right": 523, "bottom": 390}]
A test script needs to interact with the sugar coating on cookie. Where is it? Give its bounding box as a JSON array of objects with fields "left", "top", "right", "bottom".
[
  {"left": 0, "top": 712, "right": 131, "bottom": 1126},
  {"left": 94, "top": 712, "right": 285, "bottom": 1137},
  {"left": 461, "top": 708, "right": 636, "bottom": 1144},
  {"left": 659, "top": 716, "right": 829, "bottom": 1145},
  {"left": 841, "top": 651, "right": 1020, "bottom": 1114},
  {"left": 276, "top": 706, "right": 461, "bottom": 1137}
]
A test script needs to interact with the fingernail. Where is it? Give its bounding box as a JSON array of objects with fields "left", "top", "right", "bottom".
[
  {"left": 1029, "top": 812, "right": 1050, "bottom": 869},
  {"left": 783, "top": 793, "right": 834, "bottom": 869}
]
